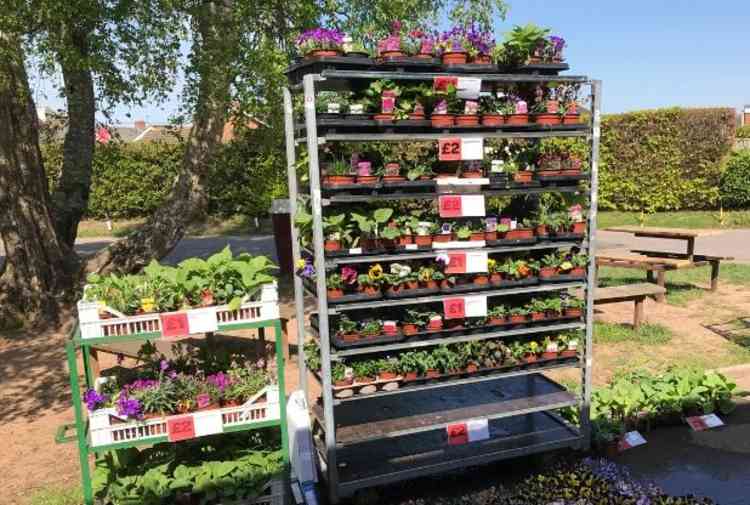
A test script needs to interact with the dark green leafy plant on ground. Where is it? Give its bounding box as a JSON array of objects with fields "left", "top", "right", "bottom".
[{"left": 720, "top": 150, "right": 750, "bottom": 209}]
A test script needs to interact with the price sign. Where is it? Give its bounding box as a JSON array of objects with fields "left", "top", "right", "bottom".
[
  {"left": 456, "top": 77, "right": 482, "bottom": 99},
  {"left": 447, "top": 419, "right": 489, "bottom": 445},
  {"left": 686, "top": 414, "right": 724, "bottom": 431},
  {"left": 443, "top": 298, "right": 466, "bottom": 320},
  {"left": 433, "top": 76, "right": 458, "bottom": 91},
  {"left": 167, "top": 415, "right": 196, "bottom": 442},
  {"left": 438, "top": 137, "right": 462, "bottom": 161},
  {"left": 160, "top": 312, "right": 189, "bottom": 339},
  {"left": 464, "top": 295, "right": 488, "bottom": 317},
  {"left": 445, "top": 253, "right": 467, "bottom": 274},
  {"left": 438, "top": 195, "right": 463, "bottom": 218},
  {"left": 446, "top": 422, "right": 469, "bottom": 445},
  {"left": 445, "top": 252, "right": 487, "bottom": 274},
  {"left": 618, "top": 431, "right": 647, "bottom": 451}
]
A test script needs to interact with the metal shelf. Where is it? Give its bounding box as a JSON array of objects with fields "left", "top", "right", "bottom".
[
  {"left": 314, "top": 374, "right": 576, "bottom": 446},
  {"left": 319, "top": 69, "right": 590, "bottom": 84},
  {"left": 322, "top": 184, "right": 584, "bottom": 203},
  {"left": 332, "top": 411, "right": 581, "bottom": 498},
  {"left": 297, "top": 127, "right": 589, "bottom": 144}
]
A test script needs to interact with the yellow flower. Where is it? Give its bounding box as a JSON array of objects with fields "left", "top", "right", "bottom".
[
  {"left": 487, "top": 258, "right": 497, "bottom": 272},
  {"left": 141, "top": 297, "right": 156, "bottom": 313},
  {"left": 295, "top": 259, "right": 306, "bottom": 269},
  {"left": 368, "top": 264, "right": 384, "bottom": 280}
]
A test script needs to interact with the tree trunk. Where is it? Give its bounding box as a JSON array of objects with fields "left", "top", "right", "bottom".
[
  {"left": 0, "top": 33, "right": 79, "bottom": 329},
  {"left": 85, "top": 1, "right": 240, "bottom": 275},
  {"left": 51, "top": 24, "right": 96, "bottom": 248}
]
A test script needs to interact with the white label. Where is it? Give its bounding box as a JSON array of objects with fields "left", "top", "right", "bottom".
[
  {"left": 491, "top": 160, "right": 504, "bottom": 173},
  {"left": 456, "top": 77, "right": 482, "bottom": 99},
  {"left": 327, "top": 103, "right": 341, "bottom": 114},
  {"left": 461, "top": 195, "right": 486, "bottom": 217},
  {"left": 461, "top": 138, "right": 484, "bottom": 160},
  {"left": 703, "top": 414, "right": 724, "bottom": 428},
  {"left": 686, "top": 414, "right": 725, "bottom": 431},
  {"left": 465, "top": 251, "right": 489, "bottom": 273},
  {"left": 620, "top": 430, "right": 647, "bottom": 450},
  {"left": 467, "top": 418, "right": 490, "bottom": 442},
  {"left": 187, "top": 307, "right": 218, "bottom": 334},
  {"left": 405, "top": 243, "right": 418, "bottom": 250},
  {"left": 348, "top": 248, "right": 362, "bottom": 255},
  {"left": 464, "top": 295, "right": 488, "bottom": 317},
  {"left": 193, "top": 410, "right": 223, "bottom": 437}
]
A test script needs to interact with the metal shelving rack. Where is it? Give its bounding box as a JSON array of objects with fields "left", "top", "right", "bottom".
[{"left": 284, "top": 67, "right": 601, "bottom": 503}]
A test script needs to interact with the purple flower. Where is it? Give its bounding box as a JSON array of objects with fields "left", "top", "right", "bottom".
[
  {"left": 126, "top": 379, "right": 159, "bottom": 391},
  {"left": 550, "top": 35, "right": 566, "bottom": 51},
  {"left": 168, "top": 370, "right": 178, "bottom": 379},
  {"left": 83, "top": 389, "right": 108, "bottom": 412},
  {"left": 296, "top": 258, "right": 315, "bottom": 279},
  {"left": 160, "top": 359, "right": 169, "bottom": 372},
  {"left": 207, "top": 372, "right": 231, "bottom": 391},
  {"left": 296, "top": 27, "right": 344, "bottom": 53},
  {"left": 341, "top": 266, "right": 358, "bottom": 285},
  {"left": 196, "top": 393, "right": 211, "bottom": 409},
  {"left": 116, "top": 394, "right": 142, "bottom": 419}
]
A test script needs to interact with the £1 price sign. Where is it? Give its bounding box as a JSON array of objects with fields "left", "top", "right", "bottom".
[
  {"left": 446, "top": 422, "right": 469, "bottom": 445},
  {"left": 167, "top": 416, "right": 196, "bottom": 442},
  {"left": 438, "top": 137, "right": 462, "bottom": 161},
  {"left": 445, "top": 253, "right": 467, "bottom": 274},
  {"left": 443, "top": 297, "right": 466, "bottom": 320},
  {"left": 160, "top": 312, "right": 189, "bottom": 340}
]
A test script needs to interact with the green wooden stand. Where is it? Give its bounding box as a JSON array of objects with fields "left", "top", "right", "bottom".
[{"left": 61, "top": 319, "right": 289, "bottom": 505}]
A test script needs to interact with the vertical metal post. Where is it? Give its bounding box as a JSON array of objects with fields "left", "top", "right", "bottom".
[
  {"left": 283, "top": 86, "right": 309, "bottom": 396},
  {"left": 67, "top": 341, "right": 94, "bottom": 505},
  {"left": 582, "top": 79, "right": 602, "bottom": 448},
  {"left": 274, "top": 319, "right": 290, "bottom": 466},
  {"left": 303, "top": 73, "right": 340, "bottom": 503}
]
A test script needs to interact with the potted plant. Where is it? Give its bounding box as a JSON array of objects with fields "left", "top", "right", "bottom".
[
  {"left": 433, "top": 222, "right": 453, "bottom": 243},
  {"left": 398, "top": 351, "right": 423, "bottom": 381},
  {"left": 323, "top": 213, "right": 348, "bottom": 251},
  {"left": 326, "top": 273, "right": 344, "bottom": 299},
  {"left": 461, "top": 160, "right": 484, "bottom": 178},
  {"left": 344, "top": 40, "right": 369, "bottom": 58},
  {"left": 547, "top": 35, "right": 566, "bottom": 63},
  {"left": 512, "top": 165, "right": 534, "bottom": 184},
  {"left": 465, "top": 23, "right": 495, "bottom": 64},
  {"left": 376, "top": 357, "right": 400, "bottom": 381},
  {"left": 539, "top": 252, "right": 560, "bottom": 279},
  {"left": 351, "top": 207, "right": 394, "bottom": 250},
  {"left": 355, "top": 160, "right": 378, "bottom": 184},
  {"left": 505, "top": 221, "right": 535, "bottom": 240},
  {"left": 436, "top": 26, "right": 470, "bottom": 64},
  {"left": 473, "top": 270, "right": 489, "bottom": 286},
  {"left": 336, "top": 315, "right": 360, "bottom": 342},
  {"left": 378, "top": 161, "right": 406, "bottom": 184},
  {"left": 414, "top": 220, "right": 435, "bottom": 247},
  {"left": 570, "top": 253, "right": 588, "bottom": 277},
  {"left": 316, "top": 91, "right": 346, "bottom": 118},
  {"left": 332, "top": 362, "right": 353, "bottom": 387},
  {"left": 377, "top": 21, "right": 405, "bottom": 58},
  {"left": 389, "top": 263, "right": 417, "bottom": 290},
  {"left": 427, "top": 312, "right": 443, "bottom": 331},
  {"left": 533, "top": 85, "right": 562, "bottom": 125},
  {"left": 352, "top": 360, "right": 378, "bottom": 385},
  {"left": 545, "top": 297, "right": 564, "bottom": 318},
  {"left": 365, "top": 79, "right": 401, "bottom": 122},
  {"left": 502, "top": 258, "right": 533, "bottom": 281},
  {"left": 402, "top": 28, "right": 434, "bottom": 58},
  {"left": 508, "top": 306, "right": 529, "bottom": 326},
  {"left": 500, "top": 23, "right": 551, "bottom": 67},
  {"left": 433, "top": 345, "right": 461, "bottom": 375},
  {"left": 402, "top": 309, "right": 429, "bottom": 335},
  {"left": 541, "top": 336, "right": 559, "bottom": 360},
  {"left": 528, "top": 298, "right": 548, "bottom": 322},
  {"left": 487, "top": 305, "right": 507, "bottom": 325},
  {"left": 430, "top": 83, "right": 459, "bottom": 127},
  {"left": 559, "top": 333, "right": 579, "bottom": 358},
  {"left": 324, "top": 158, "right": 355, "bottom": 186},
  {"left": 407, "top": 163, "right": 435, "bottom": 181},
  {"left": 456, "top": 99, "right": 480, "bottom": 126},
  {"left": 488, "top": 258, "right": 503, "bottom": 285},
  {"left": 296, "top": 28, "right": 345, "bottom": 58},
  {"left": 422, "top": 352, "right": 440, "bottom": 379},
  {"left": 418, "top": 265, "right": 444, "bottom": 289},
  {"left": 506, "top": 96, "right": 529, "bottom": 125},
  {"left": 524, "top": 340, "right": 541, "bottom": 363},
  {"left": 355, "top": 272, "right": 380, "bottom": 297},
  {"left": 480, "top": 94, "right": 504, "bottom": 127},
  {"left": 564, "top": 298, "right": 584, "bottom": 319}
]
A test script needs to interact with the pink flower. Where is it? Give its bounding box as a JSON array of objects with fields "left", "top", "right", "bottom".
[{"left": 341, "top": 266, "right": 358, "bottom": 285}]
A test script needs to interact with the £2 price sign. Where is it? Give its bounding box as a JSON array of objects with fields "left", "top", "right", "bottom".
[
  {"left": 438, "top": 137, "right": 462, "bottom": 161},
  {"left": 438, "top": 195, "right": 463, "bottom": 218},
  {"left": 167, "top": 416, "right": 196, "bottom": 442}
]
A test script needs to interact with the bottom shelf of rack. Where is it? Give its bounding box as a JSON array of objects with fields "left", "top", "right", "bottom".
[{"left": 331, "top": 411, "right": 581, "bottom": 497}]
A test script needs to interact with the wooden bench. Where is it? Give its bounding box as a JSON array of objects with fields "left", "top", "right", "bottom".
[{"left": 593, "top": 283, "right": 667, "bottom": 329}]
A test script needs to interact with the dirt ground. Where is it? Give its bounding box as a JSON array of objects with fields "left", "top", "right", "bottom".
[{"left": 3, "top": 285, "right": 750, "bottom": 505}]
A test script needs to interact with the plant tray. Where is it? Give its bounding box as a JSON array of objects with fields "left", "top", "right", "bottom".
[
  {"left": 550, "top": 232, "right": 585, "bottom": 241},
  {"left": 510, "top": 62, "right": 570, "bottom": 75},
  {"left": 77, "top": 283, "right": 279, "bottom": 340},
  {"left": 345, "top": 114, "right": 372, "bottom": 121},
  {"left": 539, "top": 273, "right": 586, "bottom": 283},
  {"left": 328, "top": 291, "right": 383, "bottom": 305},
  {"left": 442, "top": 63, "right": 498, "bottom": 73},
  {"left": 322, "top": 182, "right": 380, "bottom": 192},
  {"left": 432, "top": 240, "right": 486, "bottom": 249},
  {"left": 380, "top": 179, "right": 436, "bottom": 189},
  {"left": 486, "top": 237, "right": 538, "bottom": 246},
  {"left": 436, "top": 177, "right": 490, "bottom": 187},
  {"left": 88, "top": 386, "right": 280, "bottom": 447},
  {"left": 488, "top": 276, "right": 539, "bottom": 289},
  {"left": 324, "top": 247, "right": 386, "bottom": 258},
  {"left": 487, "top": 179, "right": 542, "bottom": 189},
  {"left": 395, "top": 243, "right": 433, "bottom": 252},
  {"left": 440, "top": 282, "right": 493, "bottom": 294},
  {"left": 374, "top": 56, "right": 441, "bottom": 69},
  {"left": 310, "top": 314, "right": 405, "bottom": 348},
  {"left": 285, "top": 55, "right": 374, "bottom": 83},
  {"left": 384, "top": 286, "right": 441, "bottom": 299},
  {"left": 537, "top": 173, "right": 588, "bottom": 184}
]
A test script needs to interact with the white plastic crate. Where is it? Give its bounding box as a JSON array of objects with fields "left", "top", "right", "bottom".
[
  {"left": 78, "top": 282, "right": 279, "bottom": 339},
  {"left": 89, "top": 385, "right": 280, "bottom": 447}
]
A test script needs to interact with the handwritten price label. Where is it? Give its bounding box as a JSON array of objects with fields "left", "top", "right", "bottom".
[
  {"left": 446, "top": 422, "right": 469, "bottom": 445},
  {"left": 445, "top": 253, "right": 467, "bottom": 274},
  {"left": 160, "top": 312, "right": 189, "bottom": 339},
  {"left": 167, "top": 416, "right": 196, "bottom": 442},
  {"left": 433, "top": 76, "right": 458, "bottom": 91},
  {"left": 447, "top": 419, "right": 489, "bottom": 445},
  {"left": 438, "top": 138, "right": 462, "bottom": 161},
  {"left": 438, "top": 195, "right": 463, "bottom": 218},
  {"left": 443, "top": 298, "right": 466, "bottom": 319},
  {"left": 686, "top": 414, "right": 724, "bottom": 431}
]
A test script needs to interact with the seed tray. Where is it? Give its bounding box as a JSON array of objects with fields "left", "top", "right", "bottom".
[
  {"left": 440, "top": 282, "right": 493, "bottom": 294},
  {"left": 537, "top": 173, "right": 588, "bottom": 184},
  {"left": 384, "top": 286, "right": 441, "bottom": 299},
  {"left": 550, "top": 232, "right": 585, "bottom": 241},
  {"left": 539, "top": 273, "right": 586, "bottom": 283},
  {"left": 328, "top": 291, "right": 384, "bottom": 305},
  {"left": 487, "top": 179, "right": 542, "bottom": 189},
  {"left": 441, "top": 63, "right": 498, "bottom": 73},
  {"left": 485, "top": 237, "right": 538, "bottom": 247}
]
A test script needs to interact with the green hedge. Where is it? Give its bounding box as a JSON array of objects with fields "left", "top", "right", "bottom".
[
  {"left": 720, "top": 150, "right": 750, "bottom": 208},
  {"left": 599, "top": 107, "right": 736, "bottom": 212}
]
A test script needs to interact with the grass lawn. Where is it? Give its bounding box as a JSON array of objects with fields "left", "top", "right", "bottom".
[
  {"left": 76, "top": 215, "right": 270, "bottom": 239},
  {"left": 593, "top": 322, "right": 672, "bottom": 345},
  {"left": 598, "top": 210, "right": 750, "bottom": 230},
  {"left": 29, "top": 486, "right": 82, "bottom": 505}
]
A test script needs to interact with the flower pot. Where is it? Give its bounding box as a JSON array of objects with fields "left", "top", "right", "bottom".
[
  {"left": 539, "top": 267, "right": 558, "bottom": 279},
  {"left": 470, "top": 231, "right": 485, "bottom": 241},
  {"left": 510, "top": 315, "right": 527, "bottom": 325},
  {"left": 433, "top": 233, "right": 452, "bottom": 243},
  {"left": 561, "top": 349, "right": 578, "bottom": 358},
  {"left": 524, "top": 354, "right": 538, "bottom": 363},
  {"left": 481, "top": 114, "right": 505, "bottom": 127},
  {"left": 490, "top": 273, "right": 503, "bottom": 285},
  {"left": 387, "top": 286, "right": 401, "bottom": 296},
  {"left": 374, "top": 113, "right": 395, "bottom": 122},
  {"left": 341, "top": 332, "right": 360, "bottom": 343},
  {"left": 465, "top": 364, "right": 479, "bottom": 374},
  {"left": 325, "top": 175, "right": 355, "bottom": 186},
  {"left": 537, "top": 169, "right": 562, "bottom": 177},
  {"left": 327, "top": 288, "right": 344, "bottom": 299},
  {"left": 404, "top": 372, "right": 418, "bottom": 382},
  {"left": 488, "top": 317, "right": 505, "bottom": 326},
  {"left": 431, "top": 114, "right": 455, "bottom": 128},
  {"left": 402, "top": 323, "right": 419, "bottom": 336},
  {"left": 507, "top": 114, "right": 529, "bottom": 125},
  {"left": 563, "top": 114, "right": 581, "bottom": 124},
  {"left": 360, "top": 286, "right": 378, "bottom": 297},
  {"left": 382, "top": 175, "right": 406, "bottom": 183},
  {"left": 380, "top": 50, "right": 404, "bottom": 58},
  {"left": 442, "top": 51, "right": 467, "bottom": 64},
  {"left": 408, "top": 112, "right": 426, "bottom": 120},
  {"left": 355, "top": 375, "right": 376, "bottom": 385},
  {"left": 334, "top": 377, "right": 354, "bottom": 387},
  {"left": 378, "top": 371, "right": 399, "bottom": 381},
  {"left": 513, "top": 171, "right": 533, "bottom": 183},
  {"left": 307, "top": 49, "right": 340, "bottom": 58},
  {"left": 571, "top": 222, "right": 586, "bottom": 234},
  {"left": 561, "top": 169, "right": 582, "bottom": 177},
  {"left": 425, "top": 369, "right": 441, "bottom": 379},
  {"left": 221, "top": 399, "right": 242, "bottom": 408},
  {"left": 398, "top": 235, "right": 414, "bottom": 246},
  {"left": 427, "top": 319, "right": 443, "bottom": 331},
  {"left": 415, "top": 235, "right": 433, "bottom": 247},
  {"left": 455, "top": 114, "right": 479, "bottom": 126},
  {"left": 531, "top": 312, "right": 546, "bottom": 322},
  {"left": 565, "top": 308, "right": 583, "bottom": 318},
  {"left": 485, "top": 231, "right": 497, "bottom": 241},
  {"left": 463, "top": 170, "right": 483, "bottom": 178},
  {"left": 542, "top": 351, "right": 557, "bottom": 360},
  {"left": 471, "top": 54, "right": 492, "bottom": 64},
  {"left": 356, "top": 175, "right": 378, "bottom": 184},
  {"left": 535, "top": 224, "right": 549, "bottom": 237},
  {"left": 534, "top": 113, "right": 562, "bottom": 125},
  {"left": 473, "top": 275, "right": 489, "bottom": 286},
  {"left": 406, "top": 280, "right": 419, "bottom": 290},
  {"left": 424, "top": 280, "right": 439, "bottom": 289},
  {"left": 505, "top": 228, "right": 534, "bottom": 240},
  {"left": 571, "top": 267, "right": 586, "bottom": 277}
]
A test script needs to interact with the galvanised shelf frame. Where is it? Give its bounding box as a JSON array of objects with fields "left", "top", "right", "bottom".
[
  {"left": 62, "top": 320, "right": 289, "bottom": 505},
  {"left": 284, "top": 69, "right": 601, "bottom": 503}
]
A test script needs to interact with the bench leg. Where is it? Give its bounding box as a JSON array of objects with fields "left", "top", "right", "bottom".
[
  {"left": 710, "top": 261, "right": 720, "bottom": 291},
  {"left": 634, "top": 296, "right": 645, "bottom": 330},
  {"left": 655, "top": 271, "right": 666, "bottom": 302}
]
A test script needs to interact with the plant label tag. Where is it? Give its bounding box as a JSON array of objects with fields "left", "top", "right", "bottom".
[
  {"left": 348, "top": 247, "right": 362, "bottom": 255},
  {"left": 466, "top": 418, "right": 490, "bottom": 442},
  {"left": 443, "top": 298, "right": 466, "bottom": 319},
  {"left": 456, "top": 77, "right": 482, "bottom": 99},
  {"left": 438, "top": 195, "right": 463, "bottom": 217},
  {"left": 167, "top": 415, "right": 196, "bottom": 442},
  {"left": 465, "top": 251, "right": 488, "bottom": 273},
  {"left": 461, "top": 138, "right": 484, "bottom": 160},
  {"left": 446, "top": 422, "right": 469, "bottom": 445},
  {"left": 445, "top": 253, "right": 467, "bottom": 274},
  {"left": 618, "top": 430, "right": 647, "bottom": 451},
  {"left": 433, "top": 76, "right": 458, "bottom": 91},
  {"left": 464, "top": 295, "right": 488, "bottom": 317},
  {"left": 160, "top": 312, "right": 189, "bottom": 339},
  {"left": 460, "top": 195, "right": 486, "bottom": 216},
  {"left": 405, "top": 243, "right": 418, "bottom": 250},
  {"left": 187, "top": 307, "right": 218, "bottom": 334},
  {"left": 193, "top": 410, "right": 223, "bottom": 437},
  {"left": 686, "top": 414, "right": 724, "bottom": 431},
  {"left": 438, "top": 137, "right": 462, "bottom": 161}
]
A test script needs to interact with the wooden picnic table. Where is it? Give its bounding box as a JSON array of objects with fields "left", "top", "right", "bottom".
[{"left": 597, "top": 227, "right": 732, "bottom": 302}]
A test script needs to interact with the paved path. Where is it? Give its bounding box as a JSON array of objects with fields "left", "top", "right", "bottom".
[{"left": 596, "top": 229, "right": 750, "bottom": 261}]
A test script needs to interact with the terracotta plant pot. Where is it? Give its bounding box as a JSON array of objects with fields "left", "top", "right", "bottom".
[
  {"left": 474, "top": 275, "right": 489, "bottom": 286},
  {"left": 433, "top": 233, "right": 452, "bottom": 243},
  {"left": 442, "top": 51, "right": 468, "bottom": 64},
  {"left": 571, "top": 267, "right": 586, "bottom": 277},
  {"left": 325, "top": 175, "right": 355, "bottom": 186},
  {"left": 465, "top": 364, "right": 479, "bottom": 374},
  {"left": 334, "top": 377, "right": 354, "bottom": 387},
  {"left": 408, "top": 112, "right": 426, "bottom": 120},
  {"left": 341, "top": 332, "right": 360, "bottom": 343},
  {"left": 542, "top": 351, "right": 557, "bottom": 360},
  {"left": 398, "top": 235, "right": 414, "bottom": 246},
  {"left": 387, "top": 286, "right": 401, "bottom": 296},
  {"left": 380, "top": 50, "right": 404, "bottom": 58},
  {"left": 561, "top": 349, "right": 578, "bottom": 358},
  {"left": 431, "top": 114, "right": 455, "bottom": 128},
  {"left": 490, "top": 273, "right": 502, "bottom": 285},
  {"left": 356, "top": 175, "right": 378, "bottom": 184},
  {"left": 513, "top": 171, "right": 533, "bottom": 183},
  {"left": 378, "top": 371, "right": 399, "bottom": 381},
  {"left": 531, "top": 312, "right": 546, "bottom": 322},
  {"left": 537, "top": 169, "right": 562, "bottom": 177},
  {"left": 374, "top": 113, "right": 395, "bottom": 122},
  {"left": 361, "top": 286, "right": 379, "bottom": 297},
  {"left": 507, "top": 114, "right": 529, "bottom": 125},
  {"left": 307, "top": 49, "right": 340, "bottom": 58},
  {"left": 406, "top": 280, "right": 419, "bottom": 290},
  {"left": 402, "top": 323, "right": 419, "bottom": 336},
  {"left": 485, "top": 231, "right": 497, "bottom": 241},
  {"left": 561, "top": 169, "right": 582, "bottom": 176},
  {"left": 539, "top": 267, "right": 558, "bottom": 279},
  {"left": 535, "top": 114, "right": 562, "bottom": 125},
  {"left": 524, "top": 354, "right": 538, "bottom": 364},
  {"left": 425, "top": 369, "right": 441, "bottom": 379},
  {"left": 563, "top": 114, "right": 581, "bottom": 124},
  {"left": 510, "top": 315, "right": 527, "bottom": 325},
  {"left": 505, "top": 228, "right": 534, "bottom": 240},
  {"left": 455, "top": 114, "right": 479, "bottom": 126},
  {"left": 415, "top": 235, "right": 433, "bottom": 247},
  {"left": 327, "top": 288, "right": 344, "bottom": 299},
  {"left": 572, "top": 222, "right": 586, "bottom": 234},
  {"left": 355, "top": 375, "right": 376, "bottom": 385},
  {"left": 565, "top": 308, "right": 583, "bottom": 318},
  {"left": 470, "top": 232, "right": 485, "bottom": 241},
  {"left": 463, "top": 170, "right": 483, "bottom": 178},
  {"left": 424, "top": 280, "right": 439, "bottom": 289},
  {"left": 382, "top": 175, "right": 406, "bottom": 183},
  {"left": 535, "top": 225, "right": 549, "bottom": 237},
  {"left": 427, "top": 319, "right": 443, "bottom": 331},
  {"left": 404, "top": 372, "right": 418, "bottom": 382},
  {"left": 481, "top": 114, "right": 505, "bottom": 126},
  {"left": 324, "top": 240, "right": 341, "bottom": 251}
]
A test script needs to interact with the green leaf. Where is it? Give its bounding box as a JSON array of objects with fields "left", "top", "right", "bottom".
[{"left": 228, "top": 296, "right": 242, "bottom": 311}]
